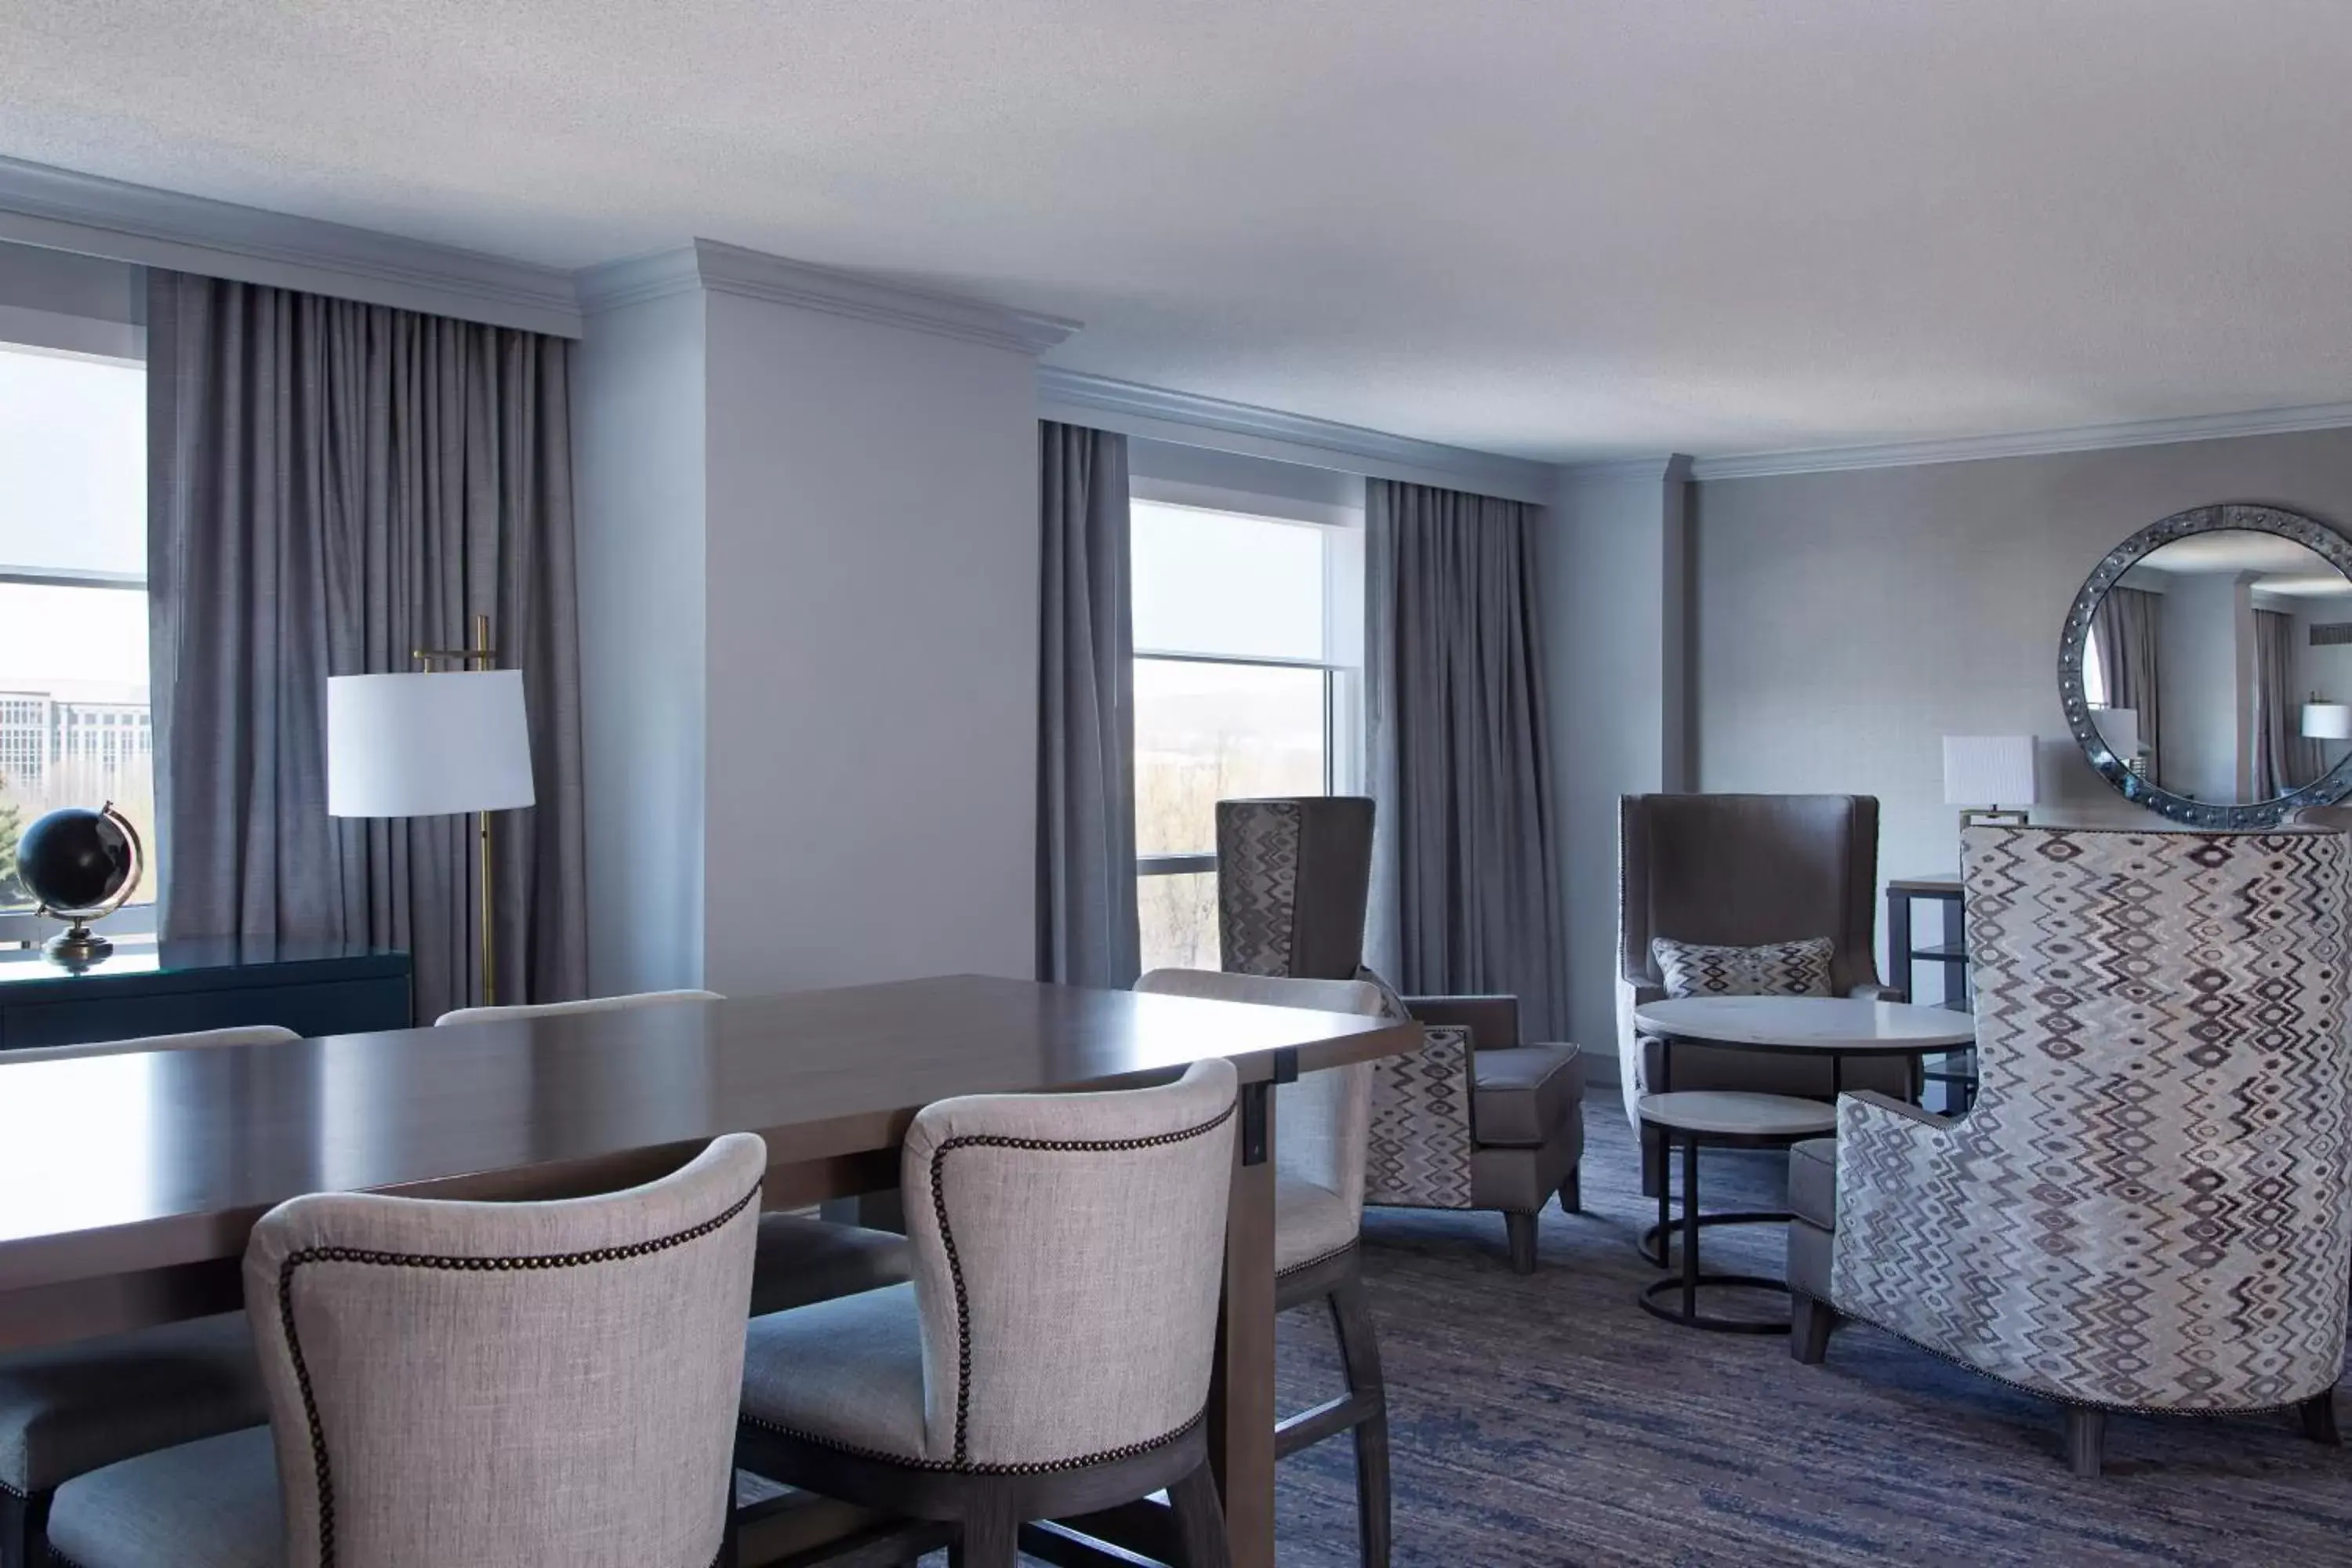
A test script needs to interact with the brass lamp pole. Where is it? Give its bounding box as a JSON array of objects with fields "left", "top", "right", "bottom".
[{"left": 411, "top": 613, "right": 503, "bottom": 1007}]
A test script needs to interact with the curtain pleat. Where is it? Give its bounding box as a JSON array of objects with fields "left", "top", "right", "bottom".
[
  {"left": 1036, "top": 422, "right": 1140, "bottom": 987},
  {"left": 147, "top": 272, "right": 589, "bottom": 1021},
  {"left": 1365, "top": 479, "right": 1569, "bottom": 1038},
  {"left": 2090, "top": 586, "right": 2163, "bottom": 784}
]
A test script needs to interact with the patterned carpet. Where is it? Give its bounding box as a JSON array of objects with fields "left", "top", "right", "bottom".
[{"left": 1270, "top": 1102, "right": 2352, "bottom": 1567}]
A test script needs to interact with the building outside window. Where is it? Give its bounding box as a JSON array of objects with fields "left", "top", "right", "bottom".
[
  {"left": 1131, "top": 494, "right": 1363, "bottom": 971},
  {"left": 0, "top": 339, "right": 154, "bottom": 929}
]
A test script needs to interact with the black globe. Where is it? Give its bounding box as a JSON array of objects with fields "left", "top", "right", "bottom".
[{"left": 16, "top": 808, "right": 135, "bottom": 913}]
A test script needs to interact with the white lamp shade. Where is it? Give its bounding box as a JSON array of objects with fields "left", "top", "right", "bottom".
[
  {"left": 1943, "top": 735, "right": 2039, "bottom": 807},
  {"left": 2304, "top": 702, "right": 2352, "bottom": 741},
  {"left": 2091, "top": 706, "right": 2140, "bottom": 759},
  {"left": 327, "top": 670, "right": 535, "bottom": 818}
]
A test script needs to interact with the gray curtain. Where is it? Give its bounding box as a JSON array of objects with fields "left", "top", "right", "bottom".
[
  {"left": 2089, "top": 586, "right": 2162, "bottom": 782},
  {"left": 147, "top": 271, "right": 589, "bottom": 1021},
  {"left": 2254, "top": 608, "right": 2322, "bottom": 797},
  {"left": 1036, "top": 422, "right": 1139, "bottom": 987},
  {"left": 1365, "top": 479, "right": 1569, "bottom": 1038}
]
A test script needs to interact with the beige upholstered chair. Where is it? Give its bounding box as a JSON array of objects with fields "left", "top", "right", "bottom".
[
  {"left": 45, "top": 1132, "right": 766, "bottom": 1567},
  {"left": 1215, "top": 797, "right": 1584, "bottom": 1272},
  {"left": 431, "top": 989, "right": 724, "bottom": 1026},
  {"left": 1788, "top": 825, "right": 2352, "bottom": 1476},
  {"left": 1134, "top": 969, "right": 1389, "bottom": 1568},
  {"left": 1618, "top": 794, "right": 1907, "bottom": 1189},
  {"left": 434, "top": 989, "right": 912, "bottom": 1316},
  {"left": 0, "top": 1027, "right": 298, "bottom": 1568},
  {"left": 735, "top": 1060, "right": 1238, "bottom": 1567},
  {"left": 0, "top": 1024, "right": 299, "bottom": 1065}
]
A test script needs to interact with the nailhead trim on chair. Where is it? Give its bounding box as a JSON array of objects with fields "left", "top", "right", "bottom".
[
  {"left": 929, "top": 1099, "right": 1237, "bottom": 1469},
  {"left": 739, "top": 1408, "right": 1206, "bottom": 1476},
  {"left": 274, "top": 1181, "right": 760, "bottom": 1568}
]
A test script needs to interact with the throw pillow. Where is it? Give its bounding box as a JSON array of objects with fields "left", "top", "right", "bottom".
[{"left": 1652, "top": 935, "right": 1836, "bottom": 1000}]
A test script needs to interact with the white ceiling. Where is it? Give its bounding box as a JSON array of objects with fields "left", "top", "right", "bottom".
[
  {"left": 2140, "top": 532, "right": 2352, "bottom": 597},
  {"left": 9, "top": 2, "right": 2352, "bottom": 463}
]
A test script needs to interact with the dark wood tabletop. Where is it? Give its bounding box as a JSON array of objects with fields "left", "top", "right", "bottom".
[
  {"left": 0, "top": 972, "right": 1417, "bottom": 1568},
  {"left": 0, "top": 972, "right": 1412, "bottom": 1295}
]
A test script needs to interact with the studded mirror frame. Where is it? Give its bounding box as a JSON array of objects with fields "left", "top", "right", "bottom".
[{"left": 2059, "top": 502, "right": 2352, "bottom": 829}]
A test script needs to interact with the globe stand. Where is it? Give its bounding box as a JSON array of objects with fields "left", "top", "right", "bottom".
[
  {"left": 43, "top": 920, "right": 112, "bottom": 966},
  {"left": 18, "top": 801, "right": 145, "bottom": 971}
]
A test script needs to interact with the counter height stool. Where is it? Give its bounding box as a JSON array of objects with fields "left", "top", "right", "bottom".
[
  {"left": 1134, "top": 969, "right": 1392, "bottom": 1568},
  {"left": 735, "top": 1059, "right": 1239, "bottom": 1568},
  {"left": 0, "top": 1027, "right": 298, "bottom": 1568},
  {"left": 45, "top": 1132, "right": 767, "bottom": 1568},
  {"left": 435, "top": 989, "right": 913, "bottom": 1316}
]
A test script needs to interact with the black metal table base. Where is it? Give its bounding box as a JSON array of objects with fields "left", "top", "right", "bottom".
[{"left": 1640, "top": 1125, "right": 1803, "bottom": 1334}]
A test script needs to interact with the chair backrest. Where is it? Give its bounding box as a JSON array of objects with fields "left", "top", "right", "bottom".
[
  {"left": 1214, "top": 797, "right": 1375, "bottom": 980},
  {"left": 242, "top": 1133, "right": 764, "bottom": 1567},
  {"left": 434, "top": 989, "right": 724, "bottom": 1026},
  {"left": 900, "top": 1058, "right": 1236, "bottom": 1469},
  {"left": 1839, "top": 824, "right": 2352, "bottom": 1410},
  {"left": 0, "top": 1025, "right": 299, "bottom": 1065},
  {"left": 1619, "top": 793, "right": 1879, "bottom": 993},
  {"left": 1134, "top": 969, "right": 1384, "bottom": 1227}
]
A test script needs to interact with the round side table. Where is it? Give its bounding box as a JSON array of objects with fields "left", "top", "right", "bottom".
[{"left": 1635, "top": 1090, "right": 1837, "bottom": 1334}]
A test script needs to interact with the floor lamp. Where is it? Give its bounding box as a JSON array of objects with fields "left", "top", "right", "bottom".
[{"left": 326, "top": 616, "right": 535, "bottom": 1007}]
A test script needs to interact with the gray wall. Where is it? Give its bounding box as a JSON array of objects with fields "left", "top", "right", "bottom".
[
  {"left": 575, "top": 286, "right": 710, "bottom": 995},
  {"left": 1687, "top": 426, "right": 2352, "bottom": 964},
  {"left": 1539, "top": 462, "right": 1690, "bottom": 1078},
  {"left": 2150, "top": 571, "right": 2249, "bottom": 802},
  {"left": 700, "top": 289, "right": 1039, "bottom": 997}
]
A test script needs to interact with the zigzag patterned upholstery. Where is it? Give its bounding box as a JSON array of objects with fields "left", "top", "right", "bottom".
[
  {"left": 1214, "top": 797, "right": 1585, "bottom": 1273},
  {"left": 1813, "top": 824, "right": 2352, "bottom": 1466}
]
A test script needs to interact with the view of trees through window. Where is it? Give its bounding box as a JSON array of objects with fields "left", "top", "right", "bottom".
[
  {"left": 0, "top": 343, "right": 154, "bottom": 913},
  {"left": 1131, "top": 497, "right": 1353, "bottom": 971}
]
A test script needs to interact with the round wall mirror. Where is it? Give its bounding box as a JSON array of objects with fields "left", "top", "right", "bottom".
[{"left": 2060, "top": 503, "right": 2352, "bottom": 827}]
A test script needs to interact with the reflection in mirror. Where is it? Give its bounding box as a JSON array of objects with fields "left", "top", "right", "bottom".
[{"left": 2084, "top": 529, "right": 2352, "bottom": 808}]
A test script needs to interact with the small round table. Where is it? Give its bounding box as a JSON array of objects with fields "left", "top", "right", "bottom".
[
  {"left": 1631, "top": 996, "right": 1976, "bottom": 1098},
  {"left": 1636, "top": 1090, "right": 1838, "bottom": 1333}
]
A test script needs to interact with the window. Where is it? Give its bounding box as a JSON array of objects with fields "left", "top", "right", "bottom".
[
  {"left": 1132, "top": 497, "right": 1362, "bottom": 971},
  {"left": 0, "top": 341, "right": 154, "bottom": 935}
]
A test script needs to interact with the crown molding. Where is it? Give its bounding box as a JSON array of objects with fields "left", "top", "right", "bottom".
[
  {"left": 578, "top": 239, "right": 1080, "bottom": 357},
  {"left": 0, "top": 154, "right": 582, "bottom": 337},
  {"left": 1036, "top": 368, "right": 1556, "bottom": 504},
  {"left": 1683, "top": 402, "right": 2352, "bottom": 481}
]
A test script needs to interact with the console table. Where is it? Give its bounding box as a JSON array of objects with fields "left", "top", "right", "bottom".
[
  {"left": 1885, "top": 873, "right": 1973, "bottom": 1111},
  {"left": 0, "top": 937, "right": 411, "bottom": 1051}
]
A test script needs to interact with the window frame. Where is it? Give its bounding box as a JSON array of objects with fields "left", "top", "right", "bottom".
[
  {"left": 0, "top": 341, "right": 158, "bottom": 946},
  {"left": 1127, "top": 491, "right": 1367, "bottom": 967}
]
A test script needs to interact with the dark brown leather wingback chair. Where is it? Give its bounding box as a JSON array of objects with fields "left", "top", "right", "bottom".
[
  {"left": 1618, "top": 795, "right": 1907, "bottom": 1184},
  {"left": 1218, "top": 797, "right": 1586, "bottom": 1272}
]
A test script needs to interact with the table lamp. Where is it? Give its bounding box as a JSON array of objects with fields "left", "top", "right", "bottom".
[
  {"left": 1943, "top": 735, "right": 2038, "bottom": 830},
  {"left": 326, "top": 615, "right": 533, "bottom": 1005}
]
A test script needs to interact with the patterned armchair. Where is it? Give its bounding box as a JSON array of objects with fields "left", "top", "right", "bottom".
[
  {"left": 1788, "top": 824, "right": 2352, "bottom": 1476},
  {"left": 1216, "top": 797, "right": 1585, "bottom": 1272}
]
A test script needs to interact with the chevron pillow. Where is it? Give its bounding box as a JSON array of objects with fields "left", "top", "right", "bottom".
[{"left": 1653, "top": 935, "right": 1835, "bottom": 1000}]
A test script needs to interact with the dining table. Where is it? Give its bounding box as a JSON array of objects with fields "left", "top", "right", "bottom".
[{"left": 0, "top": 971, "right": 1421, "bottom": 1568}]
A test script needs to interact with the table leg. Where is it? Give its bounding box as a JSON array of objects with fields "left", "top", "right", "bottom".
[
  {"left": 1679, "top": 1137, "right": 1700, "bottom": 1321},
  {"left": 1888, "top": 888, "right": 1912, "bottom": 1002},
  {"left": 1210, "top": 1079, "right": 1277, "bottom": 1568}
]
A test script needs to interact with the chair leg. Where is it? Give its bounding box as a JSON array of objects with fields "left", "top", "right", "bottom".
[
  {"left": 1640, "top": 1124, "right": 1665, "bottom": 1200},
  {"left": 1328, "top": 1276, "right": 1392, "bottom": 1568},
  {"left": 2301, "top": 1390, "right": 2340, "bottom": 1446},
  {"left": 2064, "top": 1406, "right": 2106, "bottom": 1479},
  {"left": 950, "top": 1485, "right": 1022, "bottom": 1568},
  {"left": 1504, "top": 1210, "right": 1537, "bottom": 1273},
  {"left": 1168, "top": 1459, "right": 1232, "bottom": 1568},
  {"left": 1790, "top": 1292, "right": 1835, "bottom": 1366},
  {"left": 1, "top": 1487, "right": 47, "bottom": 1568},
  {"left": 1558, "top": 1165, "right": 1582, "bottom": 1215}
]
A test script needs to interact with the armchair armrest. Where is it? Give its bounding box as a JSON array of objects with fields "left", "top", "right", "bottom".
[
  {"left": 1848, "top": 981, "right": 1908, "bottom": 1004},
  {"left": 1403, "top": 994, "right": 1520, "bottom": 1050},
  {"left": 1827, "top": 1088, "right": 1965, "bottom": 1338}
]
